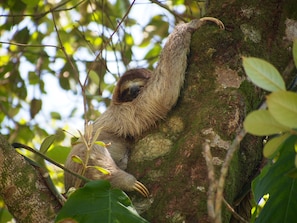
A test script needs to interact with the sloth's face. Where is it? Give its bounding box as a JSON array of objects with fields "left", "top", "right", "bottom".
[{"left": 118, "top": 78, "right": 148, "bottom": 102}]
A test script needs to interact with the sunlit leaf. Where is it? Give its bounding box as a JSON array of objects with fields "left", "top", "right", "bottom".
[
  {"left": 174, "top": 0, "right": 185, "bottom": 5},
  {"left": 21, "top": 0, "right": 39, "bottom": 7},
  {"left": 17, "top": 125, "right": 35, "bottom": 142},
  {"left": 263, "top": 133, "right": 290, "bottom": 158},
  {"left": 0, "top": 201, "right": 13, "bottom": 223},
  {"left": 63, "top": 42, "right": 74, "bottom": 55},
  {"left": 0, "top": 55, "right": 9, "bottom": 66},
  {"left": 144, "top": 44, "right": 162, "bottom": 61},
  {"left": 71, "top": 155, "right": 84, "bottom": 165},
  {"left": 94, "top": 141, "right": 106, "bottom": 147},
  {"left": 267, "top": 91, "right": 297, "bottom": 128},
  {"left": 89, "top": 70, "right": 100, "bottom": 86},
  {"left": 46, "top": 146, "right": 71, "bottom": 164},
  {"left": 242, "top": 57, "right": 286, "bottom": 92},
  {"left": 89, "top": 165, "right": 110, "bottom": 175},
  {"left": 243, "top": 110, "right": 290, "bottom": 136},
  {"left": 124, "top": 34, "right": 134, "bottom": 46},
  {"left": 50, "top": 112, "right": 62, "bottom": 120},
  {"left": 40, "top": 135, "right": 56, "bottom": 154}
]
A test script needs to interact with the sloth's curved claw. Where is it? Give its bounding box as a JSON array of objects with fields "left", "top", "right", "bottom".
[{"left": 133, "top": 181, "right": 150, "bottom": 197}]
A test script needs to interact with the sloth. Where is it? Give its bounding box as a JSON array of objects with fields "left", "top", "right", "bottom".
[{"left": 64, "top": 17, "right": 224, "bottom": 197}]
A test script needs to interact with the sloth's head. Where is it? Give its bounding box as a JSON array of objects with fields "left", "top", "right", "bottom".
[{"left": 112, "top": 68, "right": 152, "bottom": 103}]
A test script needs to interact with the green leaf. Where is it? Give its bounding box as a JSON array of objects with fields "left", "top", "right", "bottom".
[
  {"left": 263, "top": 133, "right": 291, "bottom": 158},
  {"left": 89, "top": 165, "right": 110, "bottom": 175},
  {"left": 55, "top": 180, "right": 149, "bottom": 223},
  {"left": 242, "top": 57, "right": 286, "bottom": 92},
  {"left": 293, "top": 40, "right": 297, "bottom": 68},
  {"left": 46, "top": 146, "right": 71, "bottom": 164},
  {"left": 40, "top": 135, "right": 56, "bottom": 154},
  {"left": 125, "top": 34, "right": 134, "bottom": 46},
  {"left": 267, "top": 91, "right": 297, "bottom": 128},
  {"left": 89, "top": 70, "right": 100, "bottom": 86},
  {"left": 50, "top": 112, "right": 62, "bottom": 120},
  {"left": 71, "top": 155, "right": 84, "bottom": 165},
  {"left": 13, "top": 27, "right": 30, "bottom": 44},
  {"left": 286, "top": 167, "right": 297, "bottom": 178},
  {"left": 0, "top": 204, "right": 13, "bottom": 223},
  {"left": 28, "top": 72, "right": 39, "bottom": 85},
  {"left": 252, "top": 136, "right": 297, "bottom": 223},
  {"left": 94, "top": 140, "right": 106, "bottom": 147},
  {"left": 21, "top": 0, "right": 39, "bottom": 7},
  {"left": 30, "top": 98, "right": 42, "bottom": 118},
  {"left": 243, "top": 110, "right": 290, "bottom": 136}
]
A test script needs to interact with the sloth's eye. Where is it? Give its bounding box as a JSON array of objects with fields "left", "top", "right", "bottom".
[{"left": 120, "top": 85, "right": 143, "bottom": 102}]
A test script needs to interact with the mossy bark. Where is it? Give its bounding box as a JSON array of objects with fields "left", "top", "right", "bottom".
[
  {"left": 128, "top": 0, "right": 297, "bottom": 222},
  {"left": 0, "top": 135, "right": 61, "bottom": 222}
]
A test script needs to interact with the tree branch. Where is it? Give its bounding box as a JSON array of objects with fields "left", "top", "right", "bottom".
[{"left": 0, "top": 135, "right": 61, "bottom": 222}]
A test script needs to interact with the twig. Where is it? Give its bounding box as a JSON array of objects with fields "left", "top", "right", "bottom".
[
  {"left": 150, "top": 0, "right": 187, "bottom": 22},
  {"left": 223, "top": 197, "right": 249, "bottom": 223},
  {"left": 203, "top": 129, "right": 247, "bottom": 222},
  {"left": 51, "top": 10, "right": 89, "bottom": 127},
  {"left": 203, "top": 142, "right": 216, "bottom": 220},
  {"left": 85, "top": 0, "right": 137, "bottom": 85},
  {"left": 0, "top": 0, "right": 86, "bottom": 20},
  {"left": 0, "top": 41, "right": 60, "bottom": 49},
  {"left": 12, "top": 143, "right": 90, "bottom": 183},
  {"left": 214, "top": 128, "right": 246, "bottom": 223}
]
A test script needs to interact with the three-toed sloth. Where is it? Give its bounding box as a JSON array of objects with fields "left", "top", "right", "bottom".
[{"left": 64, "top": 18, "right": 224, "bottom": 197}]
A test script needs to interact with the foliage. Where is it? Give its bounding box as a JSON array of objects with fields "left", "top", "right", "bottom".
[
  {"left": 56, "top": 180, "right": 149, "bottom": 223},
  {"left": 242, "top": 40, "right": 297, "bottom": 223},
  {"left": 0, "top": 0, "right": 206, "bottom": 222}
]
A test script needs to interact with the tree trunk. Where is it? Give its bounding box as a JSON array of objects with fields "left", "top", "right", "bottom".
[
  {"left": 0, "top": 135, "right": 61, "bottom": 222},
  {"left": 128, "top": 0, "right": 296, "bottom": 222}
]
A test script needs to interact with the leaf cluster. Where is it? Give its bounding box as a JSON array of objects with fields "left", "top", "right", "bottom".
[{"left": 242, "top": 40, "right": 297, "bottom": 222}]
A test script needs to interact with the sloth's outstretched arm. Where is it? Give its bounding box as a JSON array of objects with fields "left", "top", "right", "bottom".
[{"left": 94, "top": 18, "right": 224, "bottom": 137}]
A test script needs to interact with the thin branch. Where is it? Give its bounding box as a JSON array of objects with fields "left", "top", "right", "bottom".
[
  {"left": 85, "top": 0, "right": 137, "bottom": 85},
  {"left": 215, "top": 129, "right": 247, "bottom": 223},
  {"left": 150, "top": 0, "right": 187, "bottom": 22},
  {"left": 0, "top": 41, "right": 60, "bottom": 49},
  {"left": 51, "top": 10, "right": 89, "bottom": 127},
  {"left": 223, "top": 198, "right": 249, "bottom": 223},
  {"left": 204, "top": 128, "right": 247, "bottom": 223},
  {"left": 12, "top": 143, "right": 90, "bottom": 183},
  {"left": 0, "top": 0, "right": 86, "bottom": 20},
  {"left": 203, "top": 142, "right": 216, "bottom": 220}
]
